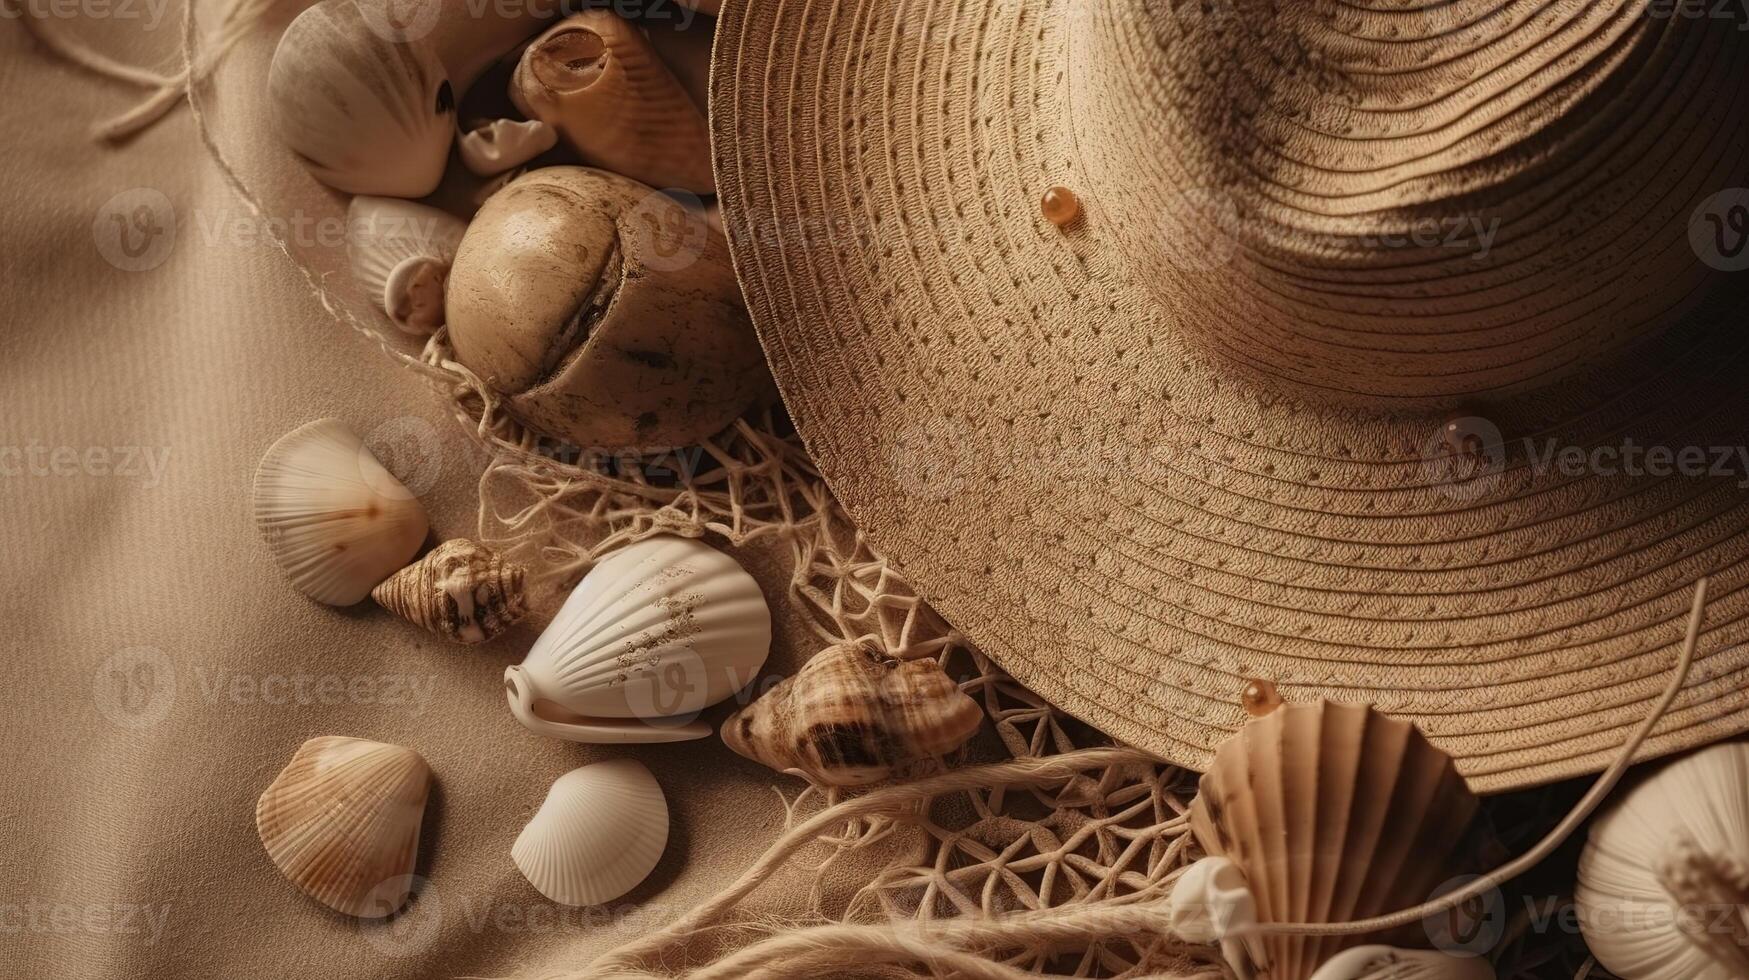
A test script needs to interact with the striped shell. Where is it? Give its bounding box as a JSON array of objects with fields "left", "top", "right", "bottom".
[
  {"left": 346, "top": 197, "right": 467, "bottom": 335},
  {"left": 512, "top": 759, "right": 668, "bottom": 906},
  {"left": 372, "top": 539, "right": 527, "bottom": 644},
  {"left": 256, "top": 736, "right": 431, "bottom": 918}
]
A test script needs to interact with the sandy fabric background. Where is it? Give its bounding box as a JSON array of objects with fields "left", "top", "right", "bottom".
[{"left": 0, "top": 7, "right": 905, "bottom": 978}]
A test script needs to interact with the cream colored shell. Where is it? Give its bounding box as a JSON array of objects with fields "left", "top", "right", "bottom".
[
  {"left": 446, "top": 166, "right": 766, "bottom": 452},
  {"left": 503, "top": 535, "right": 771, "bottom": 743},
  {"left": 346, "top": 197, "right": 467, "bottom": 335},
  {"left": 1575, "top": 741, "right": 1749, "bottom": 980},
  {"left": 253, "top": 418, "right": 429, "bottom": 606},
  {"left": 256, "top": 736, "right": 431, "bottom": 918},
  {"left": 457, "top": 118, "right": 557, "bottom": 177},
  {"left": 512, "top": 759, "right": 668, "bottom": 906},
  {"left": 371, "top": 539, "right": 527, "bottom": 644},
  {"left": 1308, "top": 947, "right": 1495, "bottom": 980}
]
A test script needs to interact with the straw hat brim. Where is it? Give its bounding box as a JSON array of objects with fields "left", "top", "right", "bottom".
[{"left": 709, "top": 0, "right": 1749, "bottom": 792}]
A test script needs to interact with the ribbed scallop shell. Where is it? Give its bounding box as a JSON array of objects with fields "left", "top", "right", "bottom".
[
  {"left": 256, "top": 736, "right": 431, "bottom": 918},
  {"left": 510, "top": 10, "right": 713, "bottom": 193},
  {"left": 1308, "top": 947, "right": 1495, "bottom": 980},
  {"left": 253, "top": 418, "right": 429, "bottom": 606},
  {"left": 1189, "top": 702, "right": 1480, "bottom": 980},
  {"left": 346, "top": 197, "right": 467, "bottom": 335},
  {"left": 512, "top": 759, "right": 668, "bottom": 906},
  {"left": 505, "top": 535, "right": 770, "bottom": 742},
  {"left": 1575, "top": 741, "right": 1749, "bottom": 980},
  {"left": 268, "top": 0, "right": 455, "bottom": 197},
  {"left": 721, "top": 641, "right": 984, "bottom": 786},
  {"left": 372, "top": 539, "right": 527, "bottom": 643}
]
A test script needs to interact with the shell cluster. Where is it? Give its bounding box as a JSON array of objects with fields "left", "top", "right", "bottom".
[{"left": 371, "top": 539, "right": 527, "bottom": 644}]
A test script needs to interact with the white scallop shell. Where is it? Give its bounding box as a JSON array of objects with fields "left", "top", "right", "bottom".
[
  {"left": 512, "top": 759, "right": 668, "bottom": 906},
  {"left": 347, "top": 197, "right": 467, "bottom": 335},
  {"left": 1307, "top": 947, "right": 1495, "bottom": 980},
  {"left": 253, "top": 418, "right": 429, "bottom": 605},
  {"left": 503, "top": 535, "right": 771, "bottom": 743},
  {"left": 256, "top": 736, "right": 432, "bottom": 918},
  {"left": 457, "top": 118, "right": 557, "bottom": 177},
  {"left": 268, "top": 0, "right": 455, "bottom": 197},
  {"left": 1575, "top": 741, "right": 1749, "bottom": 980}
]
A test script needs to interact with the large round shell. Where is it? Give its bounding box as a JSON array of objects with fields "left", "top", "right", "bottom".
[
  {"left": 346, "top": 197, "right": 468, "bottom": 335},
  {"left": 721, "top": 641, "right": 984, "bottom": 786},
  {"left": 253, "top": 418, "right": 430, "bottom": 606},
  {"left": 371, "top": 539, "right": 527, "bottom": 644},
  {"left": 1189, "top": 701, "right": 1480, "bottom": 980},
  {"left": 503, "top": 535, "right": 771, "bottom": 743},
  {"left": 447, "top": 166, "right": 767, "bottom": 452},
  {"left": 267, "top": 0, "right": 456, "bottom": 197},
  {"left": 256, "top": 736, "right": 432, "bottom": 918},
  {"left": 512, "top": 759, "right": 668, "bottom": 906},
  {"left": 1575, "top": 741, "right": 1749, "bottom": 980}
]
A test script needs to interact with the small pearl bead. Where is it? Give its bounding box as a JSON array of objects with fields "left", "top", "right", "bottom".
[
  {"left": 1241, "top": 678, "right": 1283, "bottom": 718},
  {"left": 1041, "top": 185, "right": 1080, "bottom": 227}
]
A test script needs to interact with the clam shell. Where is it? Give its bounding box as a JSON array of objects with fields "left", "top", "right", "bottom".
[
  {"left": 512, "top": 759, "right": 668, "bottom": 906},
  {"left": 268, "top": 0, "right": 455, "bottom": 197},
  {"left": 372, "top": 539, "right": 527, "bottom": 644},
  {"left": 510, "top": 10, "right": 713, "bottom": 193},
  {"left": 503, "top": 535, "right": 771, "bottom": 743},
  {"left": 347, "top": 197, "right": 467, "bottom": 335},
  {"left": 1189, "top": 702, "right": 1479, "bottom": 980},
  {"left": 721, "top": 641, "right": 984, "bottom": 786},
  {"left": 256, "top": 736, "right": 431, "bottom": 918},
  {"left": 254, "top": 419, "right": 430, "bottom": 606},
  {"left": 1308, "top": 947, "right": 1495, "bottom": 980},
  {"left": 458, "top": 118, "right": 557, "bottom": 177}
]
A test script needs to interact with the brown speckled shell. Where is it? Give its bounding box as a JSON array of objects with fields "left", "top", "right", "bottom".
[
  {"left": 371, "top": 539, "right": 527, "bottom": 644},
  {"left": 721, "top": 641, "right": 984, "bottom": 786}
]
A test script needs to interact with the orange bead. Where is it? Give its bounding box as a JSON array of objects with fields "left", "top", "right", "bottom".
[
  {"left": 1041, "top": 185, "right": 1080, "bottom": 227},
  {"left": 1241, "top": 678, "right": 1283, "bottom": 718}
]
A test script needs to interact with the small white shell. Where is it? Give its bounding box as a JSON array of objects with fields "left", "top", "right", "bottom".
[
  {"left": 512, "top": 759, "right": 668, "bottom": 906},
  {"left": 347, "top": 197, "right": 467, "bottom": 335},
  {"left": 253, "top": 418, "right": 429, "bottom": 605},
  {"left": 256, "top": 736, "right": 432, "bottom": 918},
  {"left": 268, "top": 0, "right": 455, "bottom": 197},
  {"left": 1308, "top": 947, "right": 1495, "bottom": 980},
  {"left": 503, "top": 535, "right": 771, "bottom": 743},
  {"left": 457, "top": 118, "right": 557, "bottom": 177},
  {"left": 1576, "top": 741, "right": 1749, "bottom": 980}
]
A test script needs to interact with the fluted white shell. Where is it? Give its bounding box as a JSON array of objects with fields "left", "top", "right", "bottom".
[
  {"left": 512, "top": 759, "right": 667, "bottom": 906},
  {"left": 503, "top": 535, "right": 771, "bottom": 743},
  {"left": 457, "top": 118, "right": 557, "bottom": 177},
  {"left": 1575, "top": 742, "right": 1749, "bottom": 980},
  {"left": 268, "top": 0, "right": 455, "bottom": 197},
  {"left": 253, "top": 418, "right": 430, "bottom": 605},
  {"left": 346, "top": 197, "right": 467, "bottom": 334},
  {"left": 1308, "top": 947, "right": 1495, "bottom": 980},
  {"left": 256, "top": 736, "right": 432, "bottom": 918}
]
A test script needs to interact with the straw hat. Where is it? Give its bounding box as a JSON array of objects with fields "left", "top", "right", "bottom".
[{"left": 708, "top": 0, "right": 1749, "bottom": 792}]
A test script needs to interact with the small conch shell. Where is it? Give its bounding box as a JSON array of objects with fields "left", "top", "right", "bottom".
[
  {"left": 721, "top": 641, "right": 984, "bottom": 786},
  {"left": 1308, "top": 947, "right": 1495, "bottom": 980},
  {"left": 253, "top": 418, "right": 430, "bottom": 606},
  {"left": 347, "top": 196, "right": 467, "bottom": 335},
  {"left": 457, "top": 118, "right": 557, "bottom": 177},
  {"left": 371, "top": 539, "right": 527, "bottom": 644},
  {"left": 256, "top": 736, "right": 432, "bottom": 918},
  {"left": 512, "top": 759, "right": 668, "bottom": 906},
  {"left": 511, "top": 10, "right": 714, "bottom": 193}
]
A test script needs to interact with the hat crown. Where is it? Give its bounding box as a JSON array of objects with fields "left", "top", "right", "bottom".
[{"left": 1070, "top": 0, "right": 1747, "bottom": 404}]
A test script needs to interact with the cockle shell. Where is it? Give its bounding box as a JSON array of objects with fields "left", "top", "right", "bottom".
[
  {"left": 458, "top": 118, "right": 557, "bottom": 177},
  {"left": 268, "top": 0, "right": 455, "bottom": 197},
  {"left": 1189, "top": 701, "right": 1480, "bottom": 980},
  {"left": 1575, "top": 741, "right": 1749, "bottom": 980},
  {"left": 346, "top": 197, "right": 467, "bottom": 335},
  {"left": 510, "top": 10, "right": 714, "bottom": 193},
  {"left": 446, "top": 166, "right": 766, "bottom": 451},
  {"left": 253, "top": 418, "right": 429, "bottom": 606},
  {"left": 1308, "top": 947, "right": 1495, "bottom": 980},
  {"left": 721, "top": 641, "right": 985, "bottom": 786},
  {"left": 512, "top": 759, "right": 668, "bottom": 906},
  {"left": 371, "top": 539, "right": 527, "bottom": 644},
  {"left": 256, "top": 736, "right": 431, "bottom": 918},
  {"left": 503, "top": 535, "right": 771, "bottom": 743}
]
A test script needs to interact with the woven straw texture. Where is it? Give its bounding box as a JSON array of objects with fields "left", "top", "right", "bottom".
[{"left": 709, "top": 0, "right": 1749, "bottom": 793}]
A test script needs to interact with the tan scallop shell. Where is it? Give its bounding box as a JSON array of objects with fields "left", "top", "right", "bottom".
[
  {"left": 372, "top": 539, "right": 527, "bottom": 644},
  {"left": 256, "top": 736, "right": 431, "bottom": 918},
  {"left": 1189, "top": 701, "right": 1480, "bottom": 980},
  {"left": 721, "top": 641, "right": 984, "bottom": 786},
  {"left": 510, "top": 10, "right": 713, "bottom": 193},
  {"left": 446, "top": 166, "right": 766, "bottom": 451}
]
